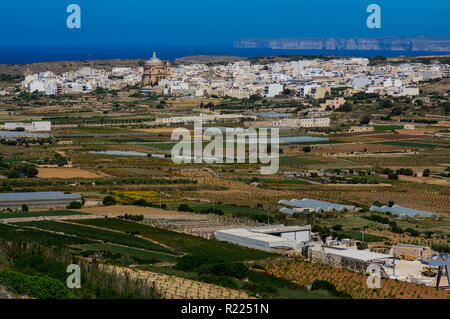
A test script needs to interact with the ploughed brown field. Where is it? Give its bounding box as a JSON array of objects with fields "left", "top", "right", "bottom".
[{"left": 37, "top": 168, "right": 103, "bottom": 179}]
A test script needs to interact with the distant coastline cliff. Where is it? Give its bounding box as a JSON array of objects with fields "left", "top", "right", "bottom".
[{"left": 234, "top": 37, "right": 450, "bottom": 52}]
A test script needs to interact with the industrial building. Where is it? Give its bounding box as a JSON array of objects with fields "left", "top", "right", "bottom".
[
  {"left": 215, "top": 225, "right": 311, "bottom": 252},
  {"left": 279, "top": 198, "right": 355, "bottom": 213},
  {"left": 0, "top": 192, "right": 82, "bottom": 210},
  {"left": 273, "top": 117, "right": 330, "bottom": 128},
  {"left": 370, "top": 205, "right": 440, "bottom": 218},
  {"left": 309, "top": 245, "right": 394, "bottom": 273}
]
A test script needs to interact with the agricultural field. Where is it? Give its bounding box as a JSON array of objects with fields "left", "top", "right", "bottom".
[
  {"left": 13, "top": 220, "right": 174, "bottom": 254},
  {"left": 71, "top": 218, "right": 274, "bottom": 262},
  {"left": 0, "top": 210, "right": 88, "bottom": 220},
  {"left": 78, "top": 205, "right": 182, "bottom": 216},
  {"left": 0, "top": 56, "right": 449, "bottom": 301},
  {"left": 263, "top": 258, "right": 449, "bottom": 299},
  {"left": 310, "top": 143, "right": 414, "bottom": 154},
  {"left": 37, "top": 168, "right": 103, "bottom": 179}
]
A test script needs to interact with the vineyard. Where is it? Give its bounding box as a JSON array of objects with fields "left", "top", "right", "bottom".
[
  {"left": 71, "top": 218, "right": 275, "bottom": 262},
  {"left": 13, "top": 220, "right": 174, "bottom": 254},
  {"left": 297, "top": 182, "right": 450, "bottom": 215},
  {"left": 263, "top": 259, "right": 450, "bottom": 299}
]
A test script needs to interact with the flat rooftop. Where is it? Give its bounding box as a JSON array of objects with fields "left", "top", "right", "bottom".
[
  {"left": 319, "top": 246, "right": 393, "bottom": 262},
  {"left": 216, "top": 228, "right": 288, "bottom": 244},
  {"left": 394, "top": 243, "right": 429, "bottom": 249},
  {"left": 251, "top": 225, "right": 311, "bottom": 234}
]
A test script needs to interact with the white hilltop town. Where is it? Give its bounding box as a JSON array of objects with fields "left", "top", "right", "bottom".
[{"left": 20, "top": 53, "right": 449, "bottom": 99}]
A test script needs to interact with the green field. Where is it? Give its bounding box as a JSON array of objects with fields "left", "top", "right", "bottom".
[
  {"left": 334, "top": 230, "right": 387, "bottom": 242},
  {"left": 72, "top": 218, "right": 275, "bottom": 262},
  {"left": 13, "top": 220, "right": 174, "bottom": 254},
  {"left": 76, "top": 243, "right": 178, "bottom": 264},
  {"left": 139, "top": 142, "right": 177, "bottom": 150},
  {"left": 0, "top": 210, "right": 88, "bottom": 220},
  {"left": 373, "top": 125, "right": 403, "bottom": 131},
  {"left": 165, "top": 201, "right": 267, "bottom": 216},
  {"left": 0, "top": 223, "right": 90, "bottom": 247},
  {"left": 375, "top": 141, "right": 437, "bottom": 148}
]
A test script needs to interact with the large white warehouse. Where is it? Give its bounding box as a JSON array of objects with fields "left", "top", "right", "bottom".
[{"left": 215, "top": 225, "right": 311, "bottom": 252}]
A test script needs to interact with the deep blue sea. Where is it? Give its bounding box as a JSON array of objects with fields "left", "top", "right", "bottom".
[{"left": 1, "top": 45, "right": 449, "bottom": 64}]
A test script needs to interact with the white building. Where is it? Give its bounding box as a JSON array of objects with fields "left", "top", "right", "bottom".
[
  {"left": 399, "top": 87, "right": 420, "bottom": 96},
  {"left": 4, "top": 121, "right": 51, "bottom": 132},
  {"left": 352, "top": 77, "right": 372, "bottom": 90},
  {"left": 264, "top": 83, "right": 284, "bottom": 97},
  {"left": 273, "top": 117, "right": 330, "bottom": 128},
  {"left": 215, "top": 225, "right": 311, "bottom": 252},
  {"left": 155, "top": 113, "right": 249, "bottom": 125}
]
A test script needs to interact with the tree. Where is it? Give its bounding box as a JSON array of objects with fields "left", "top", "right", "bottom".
[
  {"left": 21, "top": 204, "right": 29, "bottom": 212},
  {"left": 388, "top": 172, "right": 398, "bottom": 180},
  {"left": 357, "top": 241, "right": 368, "bottom": 250},
  {"left": 54, "top": 154, "right": 68, "bottom": 167},
  {"left": 312, "top": 225, "right": 331, "bottom": 239},
  {"left": 302, "top": 146, "right": 311, "bottom": 153},
  {"left": 360, "top": 115, "right": 372, "bottom": 125},
  {"left": 67, "top": 201, "right": 82, "bottom": 209},
  {"left": 441, "top": 102, "right": 450, "bottom": 114},
  {"left": 422, "top": 169, "right": 430, "bottom": 177},
  {"left": 373, "top": 201, "right": 382, "bottom": 207},
  {"left": 24, "top": 166, "right": 38, "bottom": 178},
  {"left": 396, "top": 168, "right": 413, "bottom": 176},
  {"left": 103, "top": 196, "right": 116, "bottom": 206},
  {"left": 6, "top": 171, "right": 20, "bottom": 179},
  {"left": 405, "top": 227, "right": 420, "bottom": 237},
  {"left": 381, "top": 99, "right": 393, "bottom": 108},
  {"left": 388, "top": 201, "right": 395, "bottom": 207},
  {"left": 336, "top": 102, "right": 352, "bottom": 112},
  {"left": 390, "top": 107, "right": 402, "bottom": 116},
  {"left": 178, "top": 204, "right": 194, "bottom": 212}
]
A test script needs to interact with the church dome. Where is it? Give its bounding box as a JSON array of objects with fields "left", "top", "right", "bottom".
[{"left": 146, "top": 52, "right": 163, "bottom": 65}]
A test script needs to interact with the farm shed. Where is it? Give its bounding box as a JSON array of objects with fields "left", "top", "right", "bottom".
[
  {"left": 215, "top": 225, "right": 312, "bottom": 252},
  {"left": 369, "top": 205, "right": 440, "bottom": 218},
  {"left": 252, "top": 225, "right": 312, "bottom": 243},
  {"left": 0, "top": 192, "right": 82, "bottom": 210},
  {"left": 309, "top": 246, "right": 393, "bottom": 272}
]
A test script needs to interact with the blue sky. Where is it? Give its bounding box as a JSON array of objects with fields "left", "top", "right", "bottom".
[{"left": 1, "top": 0, "right": 449, "bottom": 47}]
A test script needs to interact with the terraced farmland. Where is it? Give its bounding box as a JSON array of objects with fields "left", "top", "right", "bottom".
[
  {"left": 13, "top": 220, "right": 174, "bottom": 254},
  {"left": 72, "top": 218, "right": 275, "bottom": 262}
]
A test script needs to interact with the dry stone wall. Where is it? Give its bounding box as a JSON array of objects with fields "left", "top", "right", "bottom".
[
  {"left": 106, "top": 265, "right": 250, "bottom": 299},
  {"left": 308, "top": 249, "right": 370, "bottom": 272}
]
